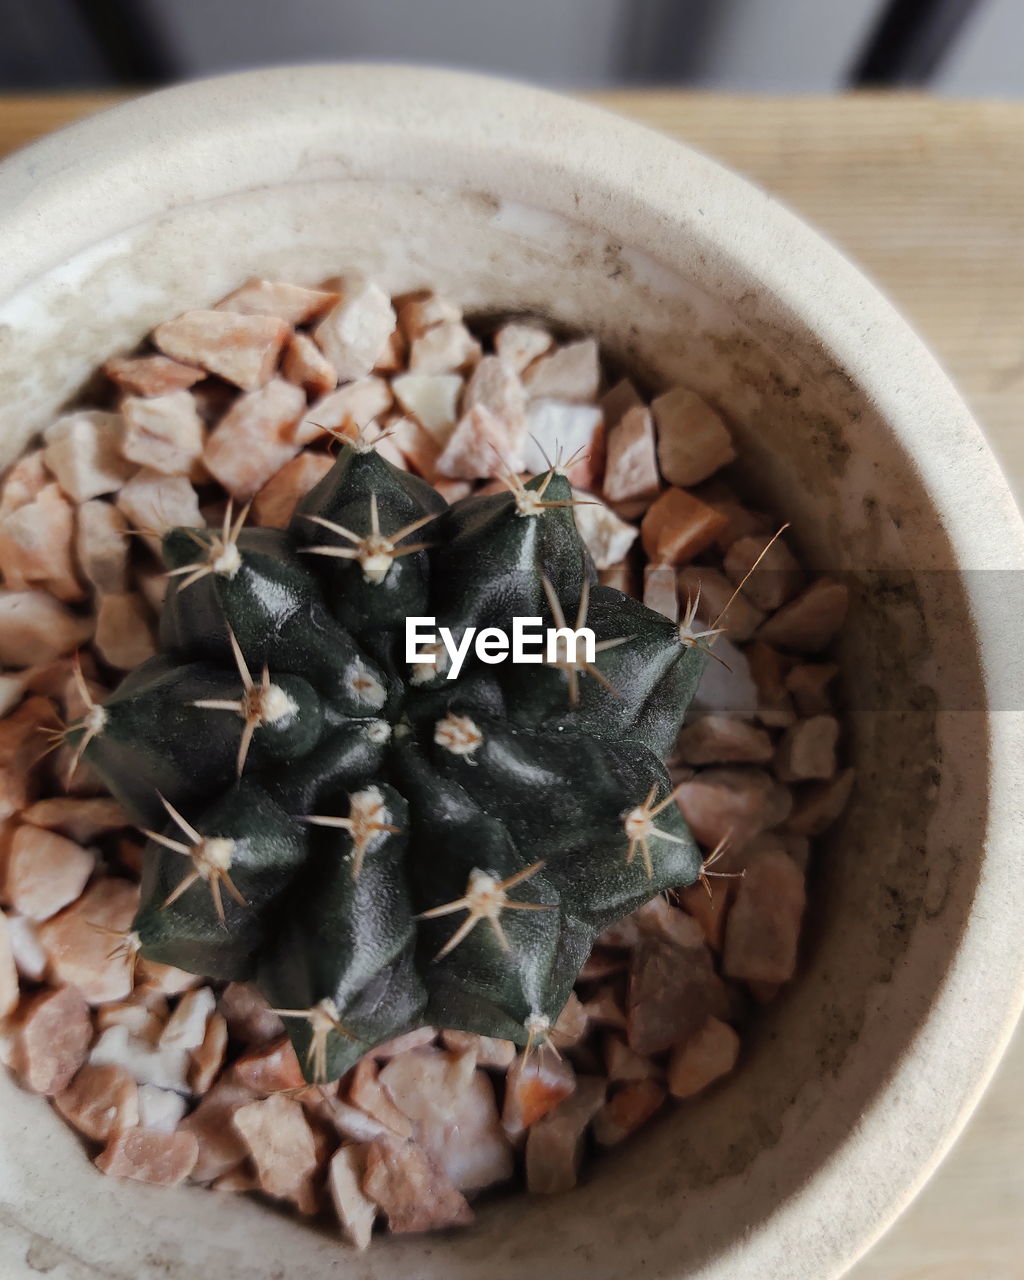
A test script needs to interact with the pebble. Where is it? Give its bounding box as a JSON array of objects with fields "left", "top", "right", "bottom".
[
  {"left": 775, "top": 715, "right": 839, "bottom": 782},
  {"left": 0, "top": 910, "right": 18, "bottom": 1017},
  {"left": 281, "top": 331, "right": 337, "bottom": 398},
  {"left": 437, "top": 405, "right": 519, "bottom": 480},
  {"left": 43, "top": 412, "right": 134, "bottom": 503},
  {"left": 603, "top": 406, "right": 660, "bottom": 505},
  {"left": 297, "top": 376, "right": 392, "bottom": 445},
  {"left": 785, "top": 767, "right": 855, "bottom": 837},
  {"left": 116, "top": 470, "right": 202, "bottom": 552},
  {"left": 217, "top": 981, "right": 285, "bottom": 1045},
  {"left": 216, "top": 278, "right": 337, "bottom": 326},
  {"left": 54, "top": 1062, "right": 139, "bottom": 1140},
  {"left": 95, "top": 1128, "right": 198, "bottom": 1185},
  {"left": 407, "top": 320, "right": 480, "bottom": 376},
  {"left": 94, "top": 593, "right": 157, "bottom": 670},
  {"left": 0, "top": 591, "right": 92, "bottom": 667},
  {"left": 390, "top": 373, "right": 462, "bottom": 444},
  {"left": 626, "top": 938, "right": 724, "bottom": 1056},
  {"left": 667, "top": 1016, "right": 740, "bottom": 1098},
  {"left": 494, "top": 322, "right": 553, "bottom": 373},
  {"left": 592, "top": 1078, "right": 666, "bottom": 1146},
  {"left": 641, "top": 487, "right": 728, "bottom": 565},
  {"left": 203, "top": 378, "right": 306, "bottom": 501},
  {"left": 524, "top": 1076, "right": 606, "bottom": 1194},
  {"left": 160, "top": 986, "right": 216, "bottom": 1053},
  {"left": 121, "top": 391, "right": 205, "bottom": 476},
  {"left": 724, "top": 533, "right": 803, "bottom": 612},
  {"left": 0, "top": 451, "right": 50, "bottom": 520},
  {"left": 231, "top": 1036, "right": 305, "bottom": 1094},
  {"left": 138, "top": 1082, "right": 189, "bottom": 1132},
  {"left": 439, "top": 1029, "right": 516, "bottom": 1069},
  {"left": 502, "top": 1048, "right": 576, "bottom": 1138},
  {"left": 153, "top": 309, "right": 289, "bottom": 391},
  {"left": 522, "top": 338, "right": 600, "bottom": 403},
  {"left": 652, "top": 387, "right": 736, "bottom": 487},
  {"left": 189, "top": 1012, "right": 228, "bottom": 1095},
  {"left": 677, "top": 564, "right": 764, "bottom": 642},
  {"left": 362, "top": 1134, "right": 473, "bottom": 1234},
  {"left": 675, "top": 766, "right": 792, "bottom": 848},
  {"left": 571, "top": 490, "right": 637, "bottom": 569},
  {"left": 39, "top": 878, "right": 139, "bottom": 1004},
  {"left": 103, "top": 354, "right": 205, "bottom": 397},
  {"left": 233, "top": 1093, "right": 320, "bottom": 1212},
  {"left": 251, "top": 451, "right": 334, "bottom": 528},
  {"left": 76, "top": 500, "right": 131, "bottom": 595},
  {"left": 786, "top": 662, "right": 838, "bottom": 717},
  {"left": 20, "top": 796, "right": 130, "bottom": 845},
  {"left": 328, "top": 1144, "right": 377, "bottom": 1251},
  {"left": 379, "top": 1047, "right": 513, "bottom": 1191},
  {"left": 3, "top": 823, "right": 95, "bottom": 921},
  {"left": 723, "top": 850, "right": 806, "bottom": 984},
  {"left": 676, "top": 714, "right": 774, "bottom": 766},
  {"left": 180, "top": 1075, "right": 255, "bottom": 1182},
  {"left": 0, "top": 482, "right": 84, "bottom": 603},
  {"left": 520, "top": 401, "right": 603, "bottom": 488},
  {"left": 314, "top": 280, "right": 397, "bottom": 381},
  {"left": 14, "top": 984, "right": 92, "bottom": 1095},
  {"left": 758, "top": 578, "right": 850, "bottom": 652}
]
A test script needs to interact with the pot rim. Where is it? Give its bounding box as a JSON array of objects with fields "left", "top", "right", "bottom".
[{"left": 0, "top": 63, "right": 1022, "bottom": 1279}]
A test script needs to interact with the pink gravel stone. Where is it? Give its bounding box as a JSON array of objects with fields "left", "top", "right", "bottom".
[
  {"left": 439, "top": 1029, "right": 516, "bottom": 1069},
  {"left": 502, "top": 1049, "right": 576, "bottom": 1138},
  {"left": 603, "top": 1034, "right": 658, "bottom": 1084},
  {"left": 216, "top": 278, "right": 337, "bottom": 325},
  {"left": 54, "top": 1062, "right": 139, "bottom": 1140},
  {"left": 723, "top": 851, "right": 806, "bottom": 984},
  {"left": 462, "top": 355, "right": 527, "bottom": 436},
  {"left": 641, "top": 487, "right": 729, "bottom": 566},
  {"left": 633, "top": 895, "right": 706, "bottom": 950},
  {"left": 14, "top": 984, "right": 92, "bottom": 1094},
  {"left": 233, "top": 1093, "right": 320, "bottom": 1212},
  {"left": 281, "top": 330, "right": 338, "bottom": 398},
  {"left": 251, "top": 452, "right": 334, "bottom": 528},
  {"left": 76, "top": 500, "right": 131, "bottom": 595},
  {"left": 329, "top": 1144, "right": 377, "bottom": 1250},
  {"left": 217, "top": 981, "right": 285, "bottom": 1045},
  {"left": 3, "top": 823, "right": 94, "bottom": 921},
  {"left": 579, "top": 985, "right": 628, "bottom": 1031},
  {"left": 390, "top": 373, "right": 462, "bottom": 444},
  {"left": 652, "top": 387, "right": 736, "bottom": 487},
  {"left": 371, "top": 1026, "right": 437, "bottom": 1059},
  {"left": 786, "top": 662, "right": 839, "bottom": 717},
  {"left": 643, "top": 563, "right": 678, "bottom": 621},
  {"left": 604, "top": 405, "right": 660, "bottom": 506},
  {"left": 627, "top": 939, "right": 726, "bottom": 1056},
  {"left": 43, "top": 411, "right": 134, "bottom": 503},
  {"left": 362, "top": 1134, "right": 473, "bottom": 1234},
  {"left": 775, "top": 715, "right": 840, "bottom": 782},
  {"left": 384, "top": 415, "right": 443, "bottom": 479},
  {"left": 675, "top": 715, "right": 774, "bottom": 766},
  {"left": 436, "top": 405, "right": 517, "bottom": 480},
  {"left": 0, "top": 450, "right": 50, "bottom": 519},
  {"left": 103, "top": 354, "right": 205, "bottom": 397},
  {"left": 38, "top": 878, "right": 139, "bottom": 1004},
  {"left": 94, "top": 593, "right": 157, "bottom": 670},
  {"left": 297, "top": 376, "right": 393, "bottom": 445},
  {"left": 0, "top": 593, "right": 92, "bottom": 668},
  {"left": 348, "top": 1056, "right": 414, "bottom": 1138},
  {"left": 379, "top": 1047, "right": 513, "bottom": 1191},
  {"left": 525, "top": 1076, "right": 606, "bottom": 1194},
  {"left": 20, "top": 796, "right": 129, "bottom": 844},
  {"left": 571, "top": 492, "right": 637, "bottom": 569},
  {"left": 522, "top": 338, "right": 600, "bottom": 403},
  {"left": 231, "top": 1036, "right": 305, "bottom": 1094},
  {"left": 758, "top": 578, "right": 849, "bottom": 653},
  {"left": 494, "top": 322, "right": 553, "bottom": 373},
  {"left": 667, "top": 1016, "right": 740, "bottom": 1098},
  {"left": 0, "top": 482, "right": 84, "bottom": 603},
  {"left": 203, "top": 378, "right": 306, "bottom": 501},
  {"left": 153, "top": 310, "right": 289, "bottom": 391},
  {"left": 678, "top": 879, "right": 733, "bottom": 951},
  {"left": 592, "top": 1078, "right": 666, "bottom": 1147},
  {"left": 396, "top": 292, "right": 462, "bottom": 341},
  {"left": 520, "top": 400, "right": 603, "bottom": 488},
  {"left": 180, "top": 1076, "right": 255, "bottom": 1182},
  {"left": 674, "top": 766, "right": 793, "bottom": 848},
  {"left": 116, "top": 470, "right": 201, "bottom": 552},
  {"left": 313, "top": 280, "right": 397, "bottom": 381},
  {"left": 677, "top": 564, "right": 765, "bottom": 643},
  {"left": 0, "top": 910, "right": 18, "bottom": 1017},
  {"left": 189, "top": 1012, "right": 228, "bottom": 1095},
  {"left": 724, "top": 533, "right": 803, "bottom": 612},
  {"left": 121, "top": 391, "right": 205, "bottom": 476},
  {"left": 786, "top": 767, "right": 855, "bottom": 837},
  {"left": 96, "top": 1128, "right": 198, "bottom": 1186},
  {"left": 408, "top": 321, "right": 480, "bottom": 376},
  {"left": 0, "top": 696, "right": 59, "bottom": 821}
]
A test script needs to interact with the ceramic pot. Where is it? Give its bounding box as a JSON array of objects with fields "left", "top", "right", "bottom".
[{"left": 0, "top": 65, "right": 1022, "bottom": 1280}]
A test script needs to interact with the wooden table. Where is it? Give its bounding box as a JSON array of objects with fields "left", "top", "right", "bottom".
[{"left": 2, "top": 90, "right": 1022, "bottom": 1277}]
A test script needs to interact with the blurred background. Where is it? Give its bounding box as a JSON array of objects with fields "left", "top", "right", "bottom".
[{"left": 1, "top": 0, "right": 1022, "bottom": 94}]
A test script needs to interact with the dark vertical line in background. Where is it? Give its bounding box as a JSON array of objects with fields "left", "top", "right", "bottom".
[
  {"left": 70, "top": 0, "right": 177, "bottom": 84},
  {"left": 849, "top": 0, "right": 985, "bottom": 85},
  {"left": 616, "top": 0, "right": 722, "bottom": 85}
]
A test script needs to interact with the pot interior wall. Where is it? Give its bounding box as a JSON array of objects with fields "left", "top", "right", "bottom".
[{"left": 0, "top": 174, "right": 986, "bottom": 1280}]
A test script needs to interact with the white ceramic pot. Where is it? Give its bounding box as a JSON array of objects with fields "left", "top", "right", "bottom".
[{"left": 0, "top": 64, "right": 1022, "bottom": 1280}]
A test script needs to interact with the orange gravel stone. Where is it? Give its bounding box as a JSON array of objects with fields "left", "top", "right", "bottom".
[{"left": 96, "top": 1128, "right": 198, "bottom": 1185}]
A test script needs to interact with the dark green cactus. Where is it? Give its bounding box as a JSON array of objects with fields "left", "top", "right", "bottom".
[{"left": 68, "top": 440, "right": 710, "bottom": 1082}]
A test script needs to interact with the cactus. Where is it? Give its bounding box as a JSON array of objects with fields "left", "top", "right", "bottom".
[{"left": 68, "top": 439, "right": 711, "bottom": 1082}]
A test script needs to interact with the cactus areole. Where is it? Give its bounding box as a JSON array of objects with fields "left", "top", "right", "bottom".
[{"left": 70, "top": 440, "right": 709, "bottom": 1081}]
